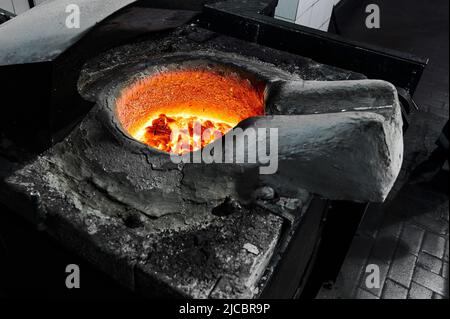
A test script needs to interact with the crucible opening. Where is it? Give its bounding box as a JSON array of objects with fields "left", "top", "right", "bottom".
[{"left": 116, "top": 67, "right": 266, "bottom": 154}]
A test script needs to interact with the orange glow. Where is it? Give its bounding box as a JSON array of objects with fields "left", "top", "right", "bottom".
[
  {"left": 116, "top": 69, "right": 265, "bottom": 153},
  {"left": 140, "top": 113, "right": 232, "bottom": 154}
]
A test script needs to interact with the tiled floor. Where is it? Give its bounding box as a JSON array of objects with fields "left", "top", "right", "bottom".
[{"left": 318, "top": 0, "right": 449, "bottom": 299}]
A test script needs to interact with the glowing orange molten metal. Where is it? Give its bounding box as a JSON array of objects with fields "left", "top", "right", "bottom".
[
  {"left": 116, "top": 69, "right": 265, "bottom": 153},
  {"left": 142, "top": 113, "right": 233, "bottom": 154}
]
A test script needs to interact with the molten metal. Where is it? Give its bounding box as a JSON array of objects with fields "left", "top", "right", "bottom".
[
  {"left": 140, "top": 113, "right": 233, "bottom": 154},
  {"left": 116, "top": 69, "right": 265, "bottom": 153}
]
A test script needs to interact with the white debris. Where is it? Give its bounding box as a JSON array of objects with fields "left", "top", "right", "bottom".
[{"left": 243, "top": 243, "right": 260, "bottom": 255}]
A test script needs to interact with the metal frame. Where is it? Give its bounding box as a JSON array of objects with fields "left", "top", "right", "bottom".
[
  {"left": 0, "top": 8, "right": 16, "bottom": 19},
  {"left": 198, "top": 0, "right": 427, "bottom": 95}
]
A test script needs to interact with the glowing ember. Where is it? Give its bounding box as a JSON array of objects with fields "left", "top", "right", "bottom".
[
  {"left": 116, "top": 69, "right": 265, "bottom": 153},
  {"left": 138, "top": 113, "right": 233, "bottom": 154}
]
